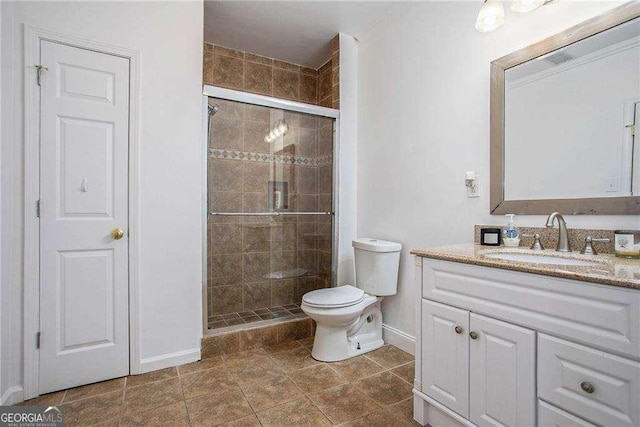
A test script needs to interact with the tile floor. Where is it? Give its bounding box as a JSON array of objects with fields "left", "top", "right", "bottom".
[
  {"left": 17, "top": 343, "right": 418, "bottom": 426},
  {"left": 208, "top": 304, "right": 305, "bottom": 330}
]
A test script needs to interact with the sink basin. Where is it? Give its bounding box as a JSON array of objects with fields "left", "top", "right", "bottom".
[{"left": 483, "top": 252, "right": 601, "bottom": 266}]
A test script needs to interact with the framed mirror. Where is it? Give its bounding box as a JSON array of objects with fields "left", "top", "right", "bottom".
[{"left": 490, "top": 2, "right": 640, "bottom": 215}]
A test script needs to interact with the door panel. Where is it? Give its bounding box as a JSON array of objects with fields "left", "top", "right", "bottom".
[
  {"left": 59, "top": 63, "right": 116, "bottom": 104},
  {"left": 469, "top": 313, "right": 536, "bottom": 427},
  {"left": 59, "top": 117, "right": 114, "bottom": 216},
  {"left": 422, "top": 299, "right": 470, "bottom": 418},
  {"left": 39, "top": 40, "right": 130, "bottom": 393},
  {"left": 58, "top": 250, "right": 114, "bottom": 350}
]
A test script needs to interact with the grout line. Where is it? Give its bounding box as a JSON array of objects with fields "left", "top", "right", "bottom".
[
  {"left": 175, "top": 366, "right": 192, "bottom": 427},
  {"left": 232, "top": 359, "right": 261, "bottom": 417},
  {"left": 60, "top": 377, "right": 128, "bottom": 405},
  {"left": 119, "top": 377, "right": 127, "bottom": 426}
]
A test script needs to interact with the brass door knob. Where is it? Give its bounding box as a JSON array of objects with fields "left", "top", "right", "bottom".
[
  {"left": 469, "top": 331, "right": 479, "bottom": 340},
  {"left": 454, "top": 326, "right": 464, "bottom": 334},
  {"left": 111, "top": 228, "right": 125, "bottom": 240},
  {"left": 580, "top": 382, "right": 595, "bottom": 394}
]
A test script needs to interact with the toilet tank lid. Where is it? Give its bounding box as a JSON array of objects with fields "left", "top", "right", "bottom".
[{"left": 352, "top": 238, "right": 402, "bottom": 253}]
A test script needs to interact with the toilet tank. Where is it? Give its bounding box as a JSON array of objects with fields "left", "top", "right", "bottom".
[{"left": 352, "top": 238, "right": 402, "bottom": 296}]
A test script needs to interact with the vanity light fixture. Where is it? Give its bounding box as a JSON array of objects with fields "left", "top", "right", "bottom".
[
  {"left": 475, "top": 0, "right": 505, "bottom": 33},
  {"left": 476, "top": 0, "right": 554, "bottom": 33},
  {"left": 264, "top": 119, "right": 289, "bottom": 143},
  {"left": 510, "top": 0, "right": 546, "bottom": 14}
]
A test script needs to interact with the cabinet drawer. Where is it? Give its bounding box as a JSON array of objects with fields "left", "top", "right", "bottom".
[
  {"left": 422, "top": 259, "right": 640, "bottom": 358},
  {"left": 538, "top": 334, "right": 640, "bottom": 427},
  {"left": 538, "top": 401, "right": 596, "bottom": 427}
]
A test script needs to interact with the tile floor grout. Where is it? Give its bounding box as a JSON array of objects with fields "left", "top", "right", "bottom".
[
  {"left": 119, "top": 377, "right": 126, "bottom": 424},
  {"left": 208, "top": 304, "right": 305, "bottom": 330},
  {"left": 174, "top": 363, "right": 192, "bottom": 426},
  {"left": 18, "top": 343, "right": 416, "bottom": 426}
]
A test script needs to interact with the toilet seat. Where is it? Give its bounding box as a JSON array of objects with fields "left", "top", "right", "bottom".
[{"left": 302, "top": 285, "right": 364, "bottom": 308}]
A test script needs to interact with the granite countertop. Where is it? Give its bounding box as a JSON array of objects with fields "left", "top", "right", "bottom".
[{"left": 411, "top": 244, "right": 640, "bottom": 290}]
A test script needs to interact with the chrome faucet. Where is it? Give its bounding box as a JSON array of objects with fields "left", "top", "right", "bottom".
[{"left": 545, "top": 212, "right": 571, "bottom": 252}]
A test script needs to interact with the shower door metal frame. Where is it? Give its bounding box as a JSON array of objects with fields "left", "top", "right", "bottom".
[{"left": 201, "top": 85, "right": 340, "bottom": 334}]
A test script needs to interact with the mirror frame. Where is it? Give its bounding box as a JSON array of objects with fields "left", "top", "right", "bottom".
[{"left": 490, "top": 2, "right": 640, "bottom": 215}]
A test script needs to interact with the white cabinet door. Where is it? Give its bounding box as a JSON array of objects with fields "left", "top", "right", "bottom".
[
  {"left": 469, "top": 313, "right": 536, "bottom": 427},
  {"left": 422, "top": 299, "right": 470, "bottom": 418},
  {"left": 39, "top": 40, "right": 130, "bottom": 393}
]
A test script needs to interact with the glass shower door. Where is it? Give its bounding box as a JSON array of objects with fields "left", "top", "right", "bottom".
[{"left": 206, "top": 97, "right": 334, "bottom": 330}]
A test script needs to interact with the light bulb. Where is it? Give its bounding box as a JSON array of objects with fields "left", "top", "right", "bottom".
[
  {"left": 475, "top": 0, "right": 505, "bottom": 33},
  {"left": 510, "top": 0, "right": 546, "bottom": 14}
]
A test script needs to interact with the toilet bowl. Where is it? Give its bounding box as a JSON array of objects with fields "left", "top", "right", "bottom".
[{"left": 301, "top": 238, "right": 401, "bottom": 362}]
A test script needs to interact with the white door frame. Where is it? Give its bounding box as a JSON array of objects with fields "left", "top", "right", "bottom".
[{"left": 23, "top": 25, "right": 141, "bottom": 400}]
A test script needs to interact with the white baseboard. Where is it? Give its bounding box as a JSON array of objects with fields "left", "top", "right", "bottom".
[
  {"left": 1, "top": 386, "right": 24, "bottom": 406},
  {"left": 382, "top": 323, "right": 415, "bottom": 355},
  {"left": 138, "top": 348, "right": 200, "bottom": 374}
]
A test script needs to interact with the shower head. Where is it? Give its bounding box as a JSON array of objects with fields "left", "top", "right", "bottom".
[{"left": 206, "top": 104, "right": 220, "bottom": 147}]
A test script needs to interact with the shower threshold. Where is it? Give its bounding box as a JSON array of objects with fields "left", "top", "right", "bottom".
[{"left": 207, "top": 304, "right": 305, "bottom": 332}]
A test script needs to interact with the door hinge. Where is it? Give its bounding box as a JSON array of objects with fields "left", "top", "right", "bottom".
[
  {"left": 36, "top": 200, "right": 40, "bottom": 218},
  {"left": 627, "top": 124, "right": 636, "bottom": 136},
  {"left": 35, "top": 65, "right": 48, "bottom": 86},
  {"left": 36, "top": 332, "right": 41, "bottom": 349}
]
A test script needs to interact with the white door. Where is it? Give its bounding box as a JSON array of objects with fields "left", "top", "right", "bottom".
[
  {"left": 39, "top": 40, "right": 130, "bottom": 393},
  {"left": 469, "top": 313, "right": 536, "bottom": 427},
  {"left": 422, "top": 300, "right": 470, "bottom": 418}
]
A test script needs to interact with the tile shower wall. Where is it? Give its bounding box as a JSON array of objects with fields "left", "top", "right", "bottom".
[
  {"left": 318, "top": 35, "right": 340, "bottom": 109},
  {"left": 204, "top": 44, "right": 318, "bottom": 104},
  {"left": 203, "top": 34, "right": 340, "bottom": 108},
  {"left": 207, "top": 99, "right": 334, "bottom": 317}
]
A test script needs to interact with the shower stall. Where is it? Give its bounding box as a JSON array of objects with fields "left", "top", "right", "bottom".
[{"left": 202, "top": 87, "right": 338, "bottom": 332}]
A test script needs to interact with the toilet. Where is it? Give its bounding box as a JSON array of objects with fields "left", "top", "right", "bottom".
[{"left": 301, "top": 238, "right": 402, "bottom": 362}]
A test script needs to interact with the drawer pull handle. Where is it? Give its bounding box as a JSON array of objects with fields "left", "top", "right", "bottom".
[
  {"left": 469, "top": 331, "right": 479, "bottom": 340},
  {"left": 580, "top": 382, "right": 595, "bottom": 394},
  {"left": 454, "top": 326, "right": 463, "bottom": 334}
]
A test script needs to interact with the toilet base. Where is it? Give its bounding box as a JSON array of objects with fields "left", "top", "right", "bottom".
[{"left": 310, "top": 301, "right": 384, "bottom": 362}]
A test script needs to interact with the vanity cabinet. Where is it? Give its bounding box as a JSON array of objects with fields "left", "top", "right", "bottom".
[
  {"left": 414, "top": 257, "right": 640, "bottom": 427},
  {"left": 422, "top": 300, "right": 535, "bottom": 426}
]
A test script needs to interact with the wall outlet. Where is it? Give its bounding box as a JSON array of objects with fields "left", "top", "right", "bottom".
[
  {"left": 467, "top": 182, "right": 479, "bottom": 198},
  {"left": 605, "top": 177, "right": 618, "bottom": 193},
  {"left": 465, "top": 171, "right": 479, "bottom": 198}
]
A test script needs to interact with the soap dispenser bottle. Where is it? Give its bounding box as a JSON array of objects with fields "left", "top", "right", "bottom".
[{"left": 503, "top": 214, "right": 521, "bottom": 247}]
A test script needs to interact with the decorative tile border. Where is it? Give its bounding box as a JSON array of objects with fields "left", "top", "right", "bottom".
[{"left": 209, "top": 148, "right": 332, "bottom": 167}]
